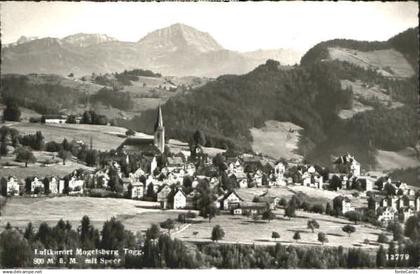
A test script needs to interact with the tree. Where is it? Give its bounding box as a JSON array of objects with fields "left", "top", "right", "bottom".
[
  {"left": 378, "top": 233, "right": 389, "bottom": 244},
  {"left": 85, "top": 149, "right": 98, "bottom": 167},
  {"left": 293, "top": 231, "right": 301, "bottom": 242},
  {"left": 160, "top": 219, "right": 176, "bottom": 236},
  {"left": 329, "top": 175, "right": 342, "bottom": 190},
  {"left": 391, "top": 222, "right": 404, "bottom": 241},
  {"left": 271, "top": 231, "right": 280, "bottom": 241},
  {"left": 286, "top": 248, "right": 299, "bottom": 268},
  {"left": 66, "top": 115, "right": 77, "bottom": 124},
  {"left": 325, "top": 202, "right": 332, "bottom": 215},
  {"left": 15, "top": 146, "right": 36, "bottom": 167},
  {"left": 211, "top": 225, "right": 225, "bottom": 242},
  {"left": 262, "top": 209, "right": 276, "bottom": 223},
  {"left": 23, "top": 222, "right": 35, "bottom": 242},
  {"left": 318, "top": 232, "right": 328, "bottom": 245},
  {"left": 383, "top": 183, "right": 397, "bottom": 196},
  {"left": 307, "top": 219, "right": 320, "bottom": 233},
  {"left": 42, "top": 177, "right": 50, "bottom": 195},
  {"left": 404, "top": 213, "right": 420, "bottom": 241},
  {"left": 146, "top": 224, "right": 160, "bottom": 240},
  {"left": 344, "top": 211, "right": 361, "bottom": 224},
  {"left": 3, "top": 99, "right": 21, "bottom": 122},
  {"left": 284, "top": 202, "right": 296, "bottom": 220},
  {"left": 193, "top": 130, "right": 206, "bottom": 146},
  {"left": 311, "top": 204, "right": 324, "bottom": 214},
  {"left": 126, "top": 129, "right": 136, "bottom": 136},
  {"left": 252, "top": 213, "right": 260, "bottom": 223},
  {"left": 58, "top": 149, "right": 72, "bottom": 165},
  {"left": 376, "top": 245, "right": 387, "bottom": 268},
  {"left": 342, "top": 225, "right": 356, "bottom": 237},
  {"left": 0, "top": 229, "right": 32, "bottom": 267}
]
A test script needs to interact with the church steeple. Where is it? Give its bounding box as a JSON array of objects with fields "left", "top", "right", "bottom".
[{"left": 154, "top": 106, "right": 165, "bottom": 153}]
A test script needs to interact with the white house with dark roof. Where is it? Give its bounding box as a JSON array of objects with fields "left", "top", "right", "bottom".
[
  {"left": 6, "top": 176, "right": 19, "bottom": 196},
  {"left": 173, "top": 189, "right": 187, "bottom": 209},
  {"left": 218, "top": 191, "right": 244, "bottom": 210}
]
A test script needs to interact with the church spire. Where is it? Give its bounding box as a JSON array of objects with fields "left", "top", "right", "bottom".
[
  {"left": 154, "top": 106, "right": 165, "bottom": 153},
  {"left": 154, "top": 106, "right": 164, "bottom": 131}
]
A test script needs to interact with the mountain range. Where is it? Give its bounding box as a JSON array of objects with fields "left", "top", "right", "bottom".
[{"left": 1, "top": 23, "right": 301, "bottom": 77}]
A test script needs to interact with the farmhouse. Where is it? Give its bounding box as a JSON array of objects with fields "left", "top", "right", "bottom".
[
  {"left": 68, "top": 176, "right": 84, "bottom": 194},
  {"left": 30, "top": 177, "right": 44, "bottom": 194},
  {"left": 378, "top": 207, "right": 397, "bottom": 223},
  {"left": 172, "top": 189, "right": 187, "bottom": 209},
  {"left": 42, "top": 114, "right": 67, "bottom": 124},
  {"left": 333, "top": 195, "right": 354, "bottom": 215},
  {"left": 218, "top": 191, "right": 244, "bottom": 210},
  {"left": 157, "top": 184, "right": 172, "bottom": 209},
  {"left": 130, "top": 182, "right": 144, "bottom": 199},
  {"left": 236, "top": 202, "right": 269, "bottom": 215},
  {"left": 333, "top": 153, "right": 361, "bottom": 176},
  {"left": 48, "top": 177, "right": 63, "bottom": 194},
  {"left": 6, "top": 176, "right": 20, "bottom": 196}
]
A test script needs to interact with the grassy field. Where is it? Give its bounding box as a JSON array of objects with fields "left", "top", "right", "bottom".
[
  {"left": 6, "top": 122, "right": 128, "bottom": 151},
  {"left": 250, "top": 120, "right": 303, "bottom": 161},
  {"left": 174, "top": 210, "right": 389, "bottom": 250},
  {"left": 0, "top": 150, "right": 93, "bottom": 179},
  {"left": 1, "top": 196, "right": 387, "bottom": 249},
  {"left": 0, "top": 196, "right": 170, "bottom": 233},
  {"left": 375, "top": 148, "right": 420, "bottom": 172},
  {"left": 328, "top": 47, "right": 415, "bottom": 78},
  {"left": 236, "top": 186, "right": 295, "bottom": 202}
]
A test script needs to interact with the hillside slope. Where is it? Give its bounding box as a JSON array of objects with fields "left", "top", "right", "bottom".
[{"left": 127, "top": 27, "right": 418, "bottom": 170}]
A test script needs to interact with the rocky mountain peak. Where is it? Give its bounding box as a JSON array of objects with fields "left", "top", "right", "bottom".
[{"left": 137, "top": 23, "right": 223, "bottom": 53}]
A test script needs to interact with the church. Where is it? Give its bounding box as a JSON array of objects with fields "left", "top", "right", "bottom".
[{"left": 117, "top": 106, "right": 165, "bottom": 156}]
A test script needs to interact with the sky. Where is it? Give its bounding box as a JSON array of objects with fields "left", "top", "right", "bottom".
[{"left": 0, "top": 1, "right": 418, "bottom": 52}]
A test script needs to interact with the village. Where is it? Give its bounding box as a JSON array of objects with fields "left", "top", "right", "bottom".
[{"left": 1, "top": 106, "right": 419, "bottom": 242}]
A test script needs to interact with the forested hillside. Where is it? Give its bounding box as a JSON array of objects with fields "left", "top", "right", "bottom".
[
  {"left": 129, "top": 27, "right": 418, "bottom": 168},
  {"left": 127, "top": 59, "right": 352, "bottom": 152}
]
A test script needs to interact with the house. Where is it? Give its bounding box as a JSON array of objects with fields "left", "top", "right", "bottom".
[
  {"left": 130, "top": 182, "right": 144, "bottom": 199},
  {"left": 301, "top": 172, "right": 311, "bottom": 187},
  {"left": 274, "top": 162, "right": 286, "bottom": 178},
  {"left": 378, "top": 207, "right": 397, "bottom": 224},
  {"left": 95, "top": 169, "right": 110, "bottom": 188},
  {"left": 172, "top": 189, "right": 187, "bottom": 209},
  {"left": 49, "top": 177, "right": 63, "bottom": 194},
  {"left": 342, "top": 197, "right": 354, "bottom": 214},
  {"left": 238, "top": 179, "right": 248, "bottom": 188},
  {"left": 6, "top": 176, "right": 19, "bottom": 196},
  {"left": 42, "top": 114, "right": 67, "bottom": 124},
  {"left": 184, "top": 162, "right": 196, "bottom": 177},
  {"left": 256, "top": 193, "right": 279, "bottom": 210},
  {"left": 68, "top": 177, "right": 84, "bottom": 194},
  {"left": 219, "top": 191, "right": 244, "bottom": 210},
  {"left": 253, "top": 169, "right": 264, "bottom": 187},
  {"left": 400, "top": 207, "right": 415, "bottom": 222},
  {"left": 239, "top": 202, "right": 269, "bottom": 215},
  {"left": 333, "top": 153, "right": 360, "bottom": 176},
  {"left": 232, "top": 208, "right": 243, "bottom": 215},
  {"left": 30, "top": 177, "right": 44, "bottom": 194},
  {"left": 157, "top": 185, "right": 172, "bottom": 209},
  {"left": 388, "top": 196, "right": 399, "bottom": 209},
  {"left": 186, "top": 189, "right": 200, "bottom": 209},
  {"left": 352, "top": 176, "right": 374, "bottom": 192},
  {"left": 333, "top": 195, "right": 353, "bottom": 214},
  {"left": 368, "top": 196, "right": 383, "bottom": 211}
]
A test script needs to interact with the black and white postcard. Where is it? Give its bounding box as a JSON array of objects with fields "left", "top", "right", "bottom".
[{"left": 0, "top": 1, "right": 418, "bottom": 270}]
